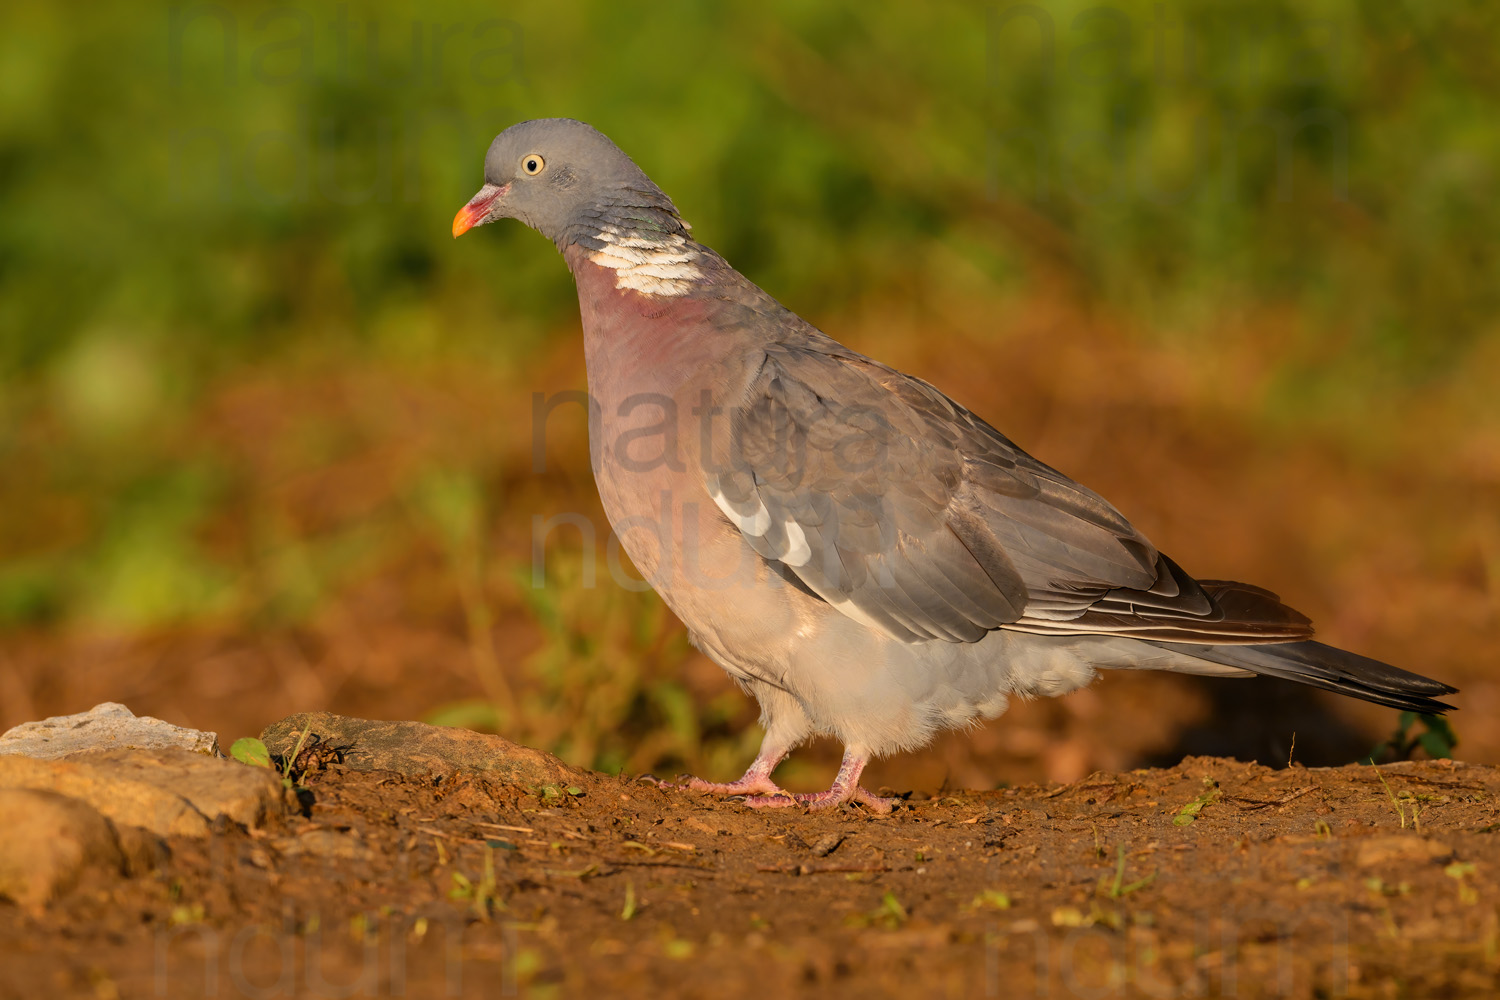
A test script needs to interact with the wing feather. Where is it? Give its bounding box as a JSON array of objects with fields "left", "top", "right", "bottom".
[{"left": 709, "top": 343, "right": 1312, "bottom": 645}]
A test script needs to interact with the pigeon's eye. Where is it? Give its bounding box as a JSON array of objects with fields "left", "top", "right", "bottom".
[{"left": 521, "top": 154, "right": 545, "bottom": 176}]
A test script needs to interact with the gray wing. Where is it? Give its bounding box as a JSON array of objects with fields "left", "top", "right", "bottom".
[{"left": 707, "top": 343, "right": 1312, "bottom": 645}]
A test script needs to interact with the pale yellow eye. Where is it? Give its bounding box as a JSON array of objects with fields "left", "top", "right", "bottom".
[{"left": 521, "top": 153, "right": 545, "bottom": 175}]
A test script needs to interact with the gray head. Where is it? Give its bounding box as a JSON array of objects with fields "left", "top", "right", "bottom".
[{"left": 452, "top": 119, "right": 687, "bottom": 249}]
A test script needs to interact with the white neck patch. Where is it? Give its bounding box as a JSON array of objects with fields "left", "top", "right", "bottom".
[{"left": 588, "top": 224, "right": 701, "bottom": 297}]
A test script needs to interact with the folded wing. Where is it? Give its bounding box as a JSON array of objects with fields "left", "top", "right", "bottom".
[{"left": 707, "top": 344, "right": 1313, "bottom": 645}]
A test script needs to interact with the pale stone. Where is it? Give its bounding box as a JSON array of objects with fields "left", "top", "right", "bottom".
[{"left": 0, "top": 702, "right": 220, "bottom": 760}]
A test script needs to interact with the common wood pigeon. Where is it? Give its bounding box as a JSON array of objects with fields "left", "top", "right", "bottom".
[{"left": 453, "top": 119, "right": 1456, "bottom": 812}]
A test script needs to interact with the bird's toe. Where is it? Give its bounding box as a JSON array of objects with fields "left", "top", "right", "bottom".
[
  {"left": 674, "top": 774, "right": 789, "bottom": 797},
  {"left": 739, "top": 792, "right": 802, "bottom": 809},
  {"left": 850, "top": 787, "right": 899, "bottom": 814}
]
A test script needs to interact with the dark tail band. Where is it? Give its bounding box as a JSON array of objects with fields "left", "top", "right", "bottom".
[{"left": 1143, "top": 639, "right": 1458, "bottom": 714}]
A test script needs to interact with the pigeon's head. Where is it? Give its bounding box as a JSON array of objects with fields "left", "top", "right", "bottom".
[{"left": 451, "top": 118, "right": 685, "bottom": 248}]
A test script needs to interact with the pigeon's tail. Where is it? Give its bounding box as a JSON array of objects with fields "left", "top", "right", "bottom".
[{"left": 1142, "top": 638, "right": 1458, "bottom": 714}]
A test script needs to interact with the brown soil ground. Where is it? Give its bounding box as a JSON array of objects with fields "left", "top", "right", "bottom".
[{"left": 4, "top": 755, "right": 1499, "bottom": 999}]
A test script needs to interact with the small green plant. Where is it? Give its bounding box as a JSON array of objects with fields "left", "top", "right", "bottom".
[
  {"left": 1103, "top": 845, "right": 1156, "bottom": 899},
  {"left": 425, "top": 550, "right": 737, "bottom": 779},
  {"left": 847, "top": 891, "right": 908, "bottom": 930},
  {"left": 621, "top": 882, "right": 639, "bottom": 921},
  {"left": 277, "top": 723, "right": 316, "bottom": 788},
  {"left": 1363, "top": 877, "right": 1412, "bottom": 897},
  {"left": 231, "top": 724, "right": 315, "bottom": 790},
  {"left": 448, "top": 849, "right": 503, "bottom": 920},
  {"left": 970, "top": 889, "right": 1012, "bottom": 911},
  {"left": 537, "top": 783, "right": 587, "bottom": 804},
  {"left": 1173, "top": 778, "right": 1221, "bottom": 826},
  {"left": 169, "top": 903, "right": 206, "bottom": 926},
  {"left": 407, "top": 469, "right": 516, "bottom": 728},
  {"left": 1371, "top": 767, "right": 1421, "bottom": 831},
  {"left": 229, "top": 737, "right": 271, "bottom": 769},
  {"left": 1368, "top": 712, "right": 1458, "bottom": 763},
  {"left": 871, "top": 891, "right": 908, "bottom": 929},
  {"left": 541, "top": 863, "right": 599, "bottom": 880},
  {"left": 1445, "top": 862, "right": 1479, "bottom": 905},
  {"left": 1051, "top": 903, "right": 1124, "bottom": 931}
]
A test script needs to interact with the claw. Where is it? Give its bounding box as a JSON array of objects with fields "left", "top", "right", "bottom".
[
  {"left": 683, "top": 773, "right": 787, "bottom": 796},
  {"left": 742, "top": 792, "right": 800, "bottom": 809}
]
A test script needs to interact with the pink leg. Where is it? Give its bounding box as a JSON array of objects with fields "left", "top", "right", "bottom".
[
  {"left": 742, "top": 749, "right": 897, "bottom": 814},
  {"left": 643, "top": 743, "right": 791, "bottom": 798}
]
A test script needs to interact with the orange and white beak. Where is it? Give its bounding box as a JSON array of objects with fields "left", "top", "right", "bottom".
[{"left": 451, "top": 182, "right": 510, "bottom": 237}]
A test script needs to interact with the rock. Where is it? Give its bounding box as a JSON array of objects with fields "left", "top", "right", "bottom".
[
  {"left": 0, "top": 788, "right": 125, "bottom": 909},
  {"left": 0, "top": 702, "right": 220, "bottom": 760},
  {"left": 261, "top": 713, "right": 584, "bottom": 786},
  {"left": 0, "top": 747, "right": 283, "bottom": 838}
]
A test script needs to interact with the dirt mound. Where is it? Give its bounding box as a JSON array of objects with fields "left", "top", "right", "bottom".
[{"left": 2, "top": 723, "right": 1495, "bottom": 998}]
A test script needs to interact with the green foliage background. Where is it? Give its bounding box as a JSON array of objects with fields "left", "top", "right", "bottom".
[{"left": 1, "top": 0, "right": 1495, "bottom": 638}]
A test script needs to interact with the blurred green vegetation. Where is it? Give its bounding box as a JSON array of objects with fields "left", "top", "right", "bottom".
[{"left": 0, "top": 0, "right": 1495, "bottom": 670}]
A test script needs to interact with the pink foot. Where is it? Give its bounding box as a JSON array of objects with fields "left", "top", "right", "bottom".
[
  {"left": 740, "top": 750, "right": 898, "bottom": 814},
  {"left": 742, "top": 785, "right": 897, "bottom": 814},
  {"left": 641, "top": 773, "right": 789, "bottom": 796},
  {"left": 683, "top": 774, "right": 787, "bottom": 796},
  {"left": 641, "top": 748, "right": 789, "bottom": 798}
]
